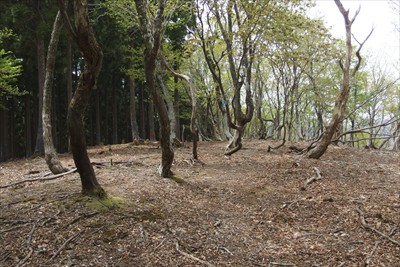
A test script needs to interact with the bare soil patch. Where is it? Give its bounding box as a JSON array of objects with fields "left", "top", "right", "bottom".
[{"left": 1, "top": 140, "right": 399, "bottom": 266}]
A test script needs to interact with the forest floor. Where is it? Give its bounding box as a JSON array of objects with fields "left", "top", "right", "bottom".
[{"left": 0, "top": 140, "right": 399, "bottom": 267}]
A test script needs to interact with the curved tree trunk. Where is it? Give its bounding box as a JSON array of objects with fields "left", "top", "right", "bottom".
[
  {"left": 43, "top": 11, "right": 68, "bottom": 174},
  {"left": 307, "top": 0, "right": 370, "bottom": 159},
  {"left": 61, "top": 0, "right": 106, "bottom": 198}
]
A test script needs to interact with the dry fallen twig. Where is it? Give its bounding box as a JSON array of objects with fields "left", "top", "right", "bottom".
[
  {"left": 301, "top": 167, "right": 322, "bottom": 190},
  {"left": 355, "top": 206, "right": 400, "bottom": 247},
  {"left": 0, "top": 168, "right": 77, "bottom": 189},
  {"left": 175, "top": 241, "right": 215, "bottom": 267},
  {"left": 15, "top": 247, "right": 33, "bottom": 267},
  {"left": 49, "top": 231, "right": 83, "bottom": 261},
  {"left": 269, "top": 261, "right": 296, "bottom": 266},
  {"left": 364, "top": 241, "right": 380, "bottom": 266}
]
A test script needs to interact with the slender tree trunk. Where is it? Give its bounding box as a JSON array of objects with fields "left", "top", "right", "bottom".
[
  {"left": 129, "top": 76, "right": 140, "bottom": 140},
  {"left": 112, "top": 85, "right": 118, "bottom": 144},
  {"left": 25, "top": 96, "right": 33, "bottom": 157},
  {"left": 307, "top": 0, "right": 365, "bottom": 159},
  {"left": 61, "top": 0, "right": 106, "bottom": 198},
  {"left": 67, "top": 34, "right": 73, "bottom": 151},
  {"left": 43, "top": 11, "right": 68, "bottom": 174},
  {"left": 34, "top": 35, "right": 45, "bottom": 155},
  {"left": 157, "top": 74, "right": 177, "bottom": 141},
  {"left": 134, "top": 0, "right": 174, "bottom": 177},
  {"left": 0, "top": 104, "right": 9, "bottom": 162},
  {"left": 148, "top": 99, "right": 156, "bottom": 141},
  {"left": 95, "top": 91, "right": 101, "bottom": 144}
]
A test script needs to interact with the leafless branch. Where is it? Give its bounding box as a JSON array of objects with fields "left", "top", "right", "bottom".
[
  {"left": 0, "top": 168, "right": 77, "bottom": 189},
  {"left": 355, "top": 206, "right": 400, "bottom": 247},
  {"left": 49, "top": 231, "right": 83, "bottom": 261}
]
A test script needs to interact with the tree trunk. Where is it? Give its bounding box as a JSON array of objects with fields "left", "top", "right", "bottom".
[
  {"left": 34, "top": 34, "right": 45, "bottom": 155},
  {"left": 129, "top": 76, "right": 140, "bottom": 140},
  {"left": 0, "top": 104, "right": 9, "bottom": 162},
  {"left": 67, "top": 33, "right": 73, "bottom": 151},
  {"left": 134, "top": 0, "right": 174, "bottom": 177},
  {"left": 307, "top": 0, "right": 362, "bottom": 159},
  {"left": 148, "top": 100, "right": 156, "bottom": 141},
  {"left": 43, "top": 11, "right": 68, "bottom": 174},
  {"left": 112, "top": 85, "right": 118, "bottom": 144},
  {"left": 61, "top": 0, "right": 106, "bottom": 198},
  {"left": 157, "top": 73, "right": 177, "bottom": 142},
  {"left": 25, "top": 95, "right": 33, "bottom": 157}
]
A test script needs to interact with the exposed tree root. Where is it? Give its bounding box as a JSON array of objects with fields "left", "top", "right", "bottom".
[{"left": 355, "top": 207, "right": 400, "bottom": 247}]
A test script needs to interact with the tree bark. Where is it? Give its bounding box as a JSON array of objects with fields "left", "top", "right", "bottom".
[
  {"left": 34, "top": 34, "right": 45, "bottom": 155},
  {"left": 307, "top": 0, "right": 363, "bottom": 159},
  {"left": 43, "top": 11, "right": 68, "bottom": 174},
  {"left": 129, "top": 76, "right": 140, "bottom": 140},
  {"left": 134, "top": 0, "right": 174, "bottom": 177},
  {"left": 60, "top": 0, "right": 106, "bottom": 198}
]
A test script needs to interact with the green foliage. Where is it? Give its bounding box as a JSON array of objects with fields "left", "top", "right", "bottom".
[{"left": 0, "top": 28, "right": 25, "bottom": 109}]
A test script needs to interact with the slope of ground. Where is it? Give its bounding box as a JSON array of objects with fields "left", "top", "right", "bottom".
[{"left": 1, "top": 140, "right": 399, "bottom": 266}]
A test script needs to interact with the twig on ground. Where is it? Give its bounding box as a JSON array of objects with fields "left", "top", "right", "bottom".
[
  {"left": 49, "top": 231, "right": 83, "bottom": 261},
  {"left": 268, "top": 261, "right": 296, "bottom": 266},
  {"left": 281, "top": 200, "right": 299, "bottom": 210},
  {"left": 301, "top": 167, "right": 322, "bottom": 190},
  {"left": 355, "top": 206, "right": 400, "bottom": 247},
  {"left": 0, "top": 225, "right": 25, "bottom": 234},
  {"left": 175, "top": 241, "right": 215, "bottom": 267},
  {"left": 218, "top": 246, "right": 233, "bottom": 256},
  {"left": 364, "top": 241, "right": 380, "bottom": 266},
  {"left": 26, "top": 222, "right": 37, "bottom": 246},
  {"left": 0, "top": 168, "right": 77, "bottom": 189},
  {"left": 15, "top": 247, "right": 33, "bottom": 267},
  {"left": 64, "top": 211, "right": 99, "bottom": 227},
  {"left": 154, "top": 238, "right": 167, "bottom": 250}
]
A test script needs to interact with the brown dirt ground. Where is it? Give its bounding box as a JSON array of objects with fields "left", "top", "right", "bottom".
[{"left": 0, "top": 140, "right": 399, "bottom": 267}]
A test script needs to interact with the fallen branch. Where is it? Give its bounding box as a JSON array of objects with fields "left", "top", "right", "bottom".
[
  {"left": 49, "top": 230, "right": 82, "bottom": 261},
  {"left": 364, "top": 241, "right": 380, "bottom": 266},
  {"left": 0, "top": 168, "right": 77, "bottom": 189},
  {"left": 15, "top": 247, "right": 33, "bottom": 267},
  {"left": 175, "top": 241, "right": 215, "bottom": 267},
  {"left": 269, "top": 261, "right": 296, "bottom": 266},
  {"left": 355, "top": 207, "right": 400, "bottom": 247},
  {"left": 64, "top": 211, "right": 99, "bottom": 227},
  {"left": 301, "top": 167, "right": 322, "bottom": 190}
]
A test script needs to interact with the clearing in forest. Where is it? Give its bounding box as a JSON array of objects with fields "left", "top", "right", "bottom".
[{"left": 1, "top": 140, "right": 399, "bottom": 266}]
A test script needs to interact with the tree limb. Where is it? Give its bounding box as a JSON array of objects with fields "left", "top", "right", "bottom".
[{"left": 0, "top": 168, "right": 77, "bottom": 189}]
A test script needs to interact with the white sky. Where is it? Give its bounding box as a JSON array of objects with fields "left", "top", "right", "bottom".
[{"left": 311, "top": 0, "right": 400, "bottom": 76}]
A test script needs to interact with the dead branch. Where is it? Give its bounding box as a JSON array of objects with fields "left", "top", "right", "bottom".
[
  {"left": 332, "top": 118, "right": 400, "bottom": 143},
  {"left": 15, "top": 247, "right": 33, "bottom": 267},
  {"left": 26, "top": 222, "right": 37, "bottom": 246},
  {"left": 64, "top": 211, "right": 99, "bottom": 227},
  {"left": 355, "top": 207, "right": 400, "bottom": 247},
  {"left": 0, "top": 168, "right": 77, "bottom": 189},
  {"left": 49, "top": 230, "right": 83, "bottom": 261},
  {"left": 301, "top": 167, "right": 322, "bottom": 190},
  {"left": 268, "top": 262, "right": 295, "bottom": 267},
  {"left": 175, "top": 241, "right": 215, "bottom": 267},
  {"left": 364, "top": 241, "right": 380, "bottom": 266}
]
